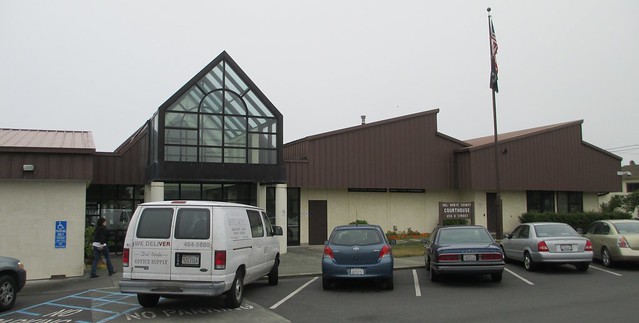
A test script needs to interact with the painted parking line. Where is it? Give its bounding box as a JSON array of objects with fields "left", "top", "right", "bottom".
[
  {"left": 270, "top": 277, "right": 318, "bottom": 309},
  {"left": 590, "top": 265, "right": 623, "bottom": 276},
  {"left": 412, "top": 269, "right": 422, "bottom": 297},
  {"left": 504, "top": 268, "right": 535, "bottom": 286}
]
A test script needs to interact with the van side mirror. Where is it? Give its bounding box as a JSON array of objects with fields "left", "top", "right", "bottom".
[{"left": 272, "top": 226, "right": 283, "bottom": 236}]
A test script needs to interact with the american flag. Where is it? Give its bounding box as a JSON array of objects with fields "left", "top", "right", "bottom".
[{"left": 489, "top": 17, "right": 499, "bottom": 92}]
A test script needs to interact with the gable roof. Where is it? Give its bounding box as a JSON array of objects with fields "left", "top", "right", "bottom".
[
  {"left": 458, "top": 120, "right": 620, "bottom": 160},
  {"left": 462, "top": 121, "right": 583, "bottom": 149},
  {"left": 0, "top": 128, "right": 95, "bottom": 153},
  {"left": 285, "top": 109, "right": 467, "bottom": 147}
]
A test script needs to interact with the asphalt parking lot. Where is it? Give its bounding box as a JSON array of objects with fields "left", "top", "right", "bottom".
[{"left": 2, "top": 260, "right": 638, "bottom": 323}]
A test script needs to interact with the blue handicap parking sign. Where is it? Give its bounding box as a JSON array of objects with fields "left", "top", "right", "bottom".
[{"left": 55, "top": 221, "right": 67, "bottom": 248}]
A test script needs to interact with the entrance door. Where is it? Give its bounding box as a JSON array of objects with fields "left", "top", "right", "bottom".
[
  {"left": 308, "top": 200, "right": 328, "bottom": 245},
  {"left": 486, "top": 193, "right": 497, "bottom": 234}
]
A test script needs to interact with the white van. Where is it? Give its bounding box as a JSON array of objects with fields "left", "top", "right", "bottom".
[{"left": 119, "top": 200, "right": 283, "bottom": 308}]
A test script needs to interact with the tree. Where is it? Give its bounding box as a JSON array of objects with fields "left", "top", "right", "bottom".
[
  {"left": 601, "top": 195, "right": 625, "bottom": 212},
  {"left": 602, "top": 192, "right": 639, "bottom": 217},
  {"left": 623, "top": 191, "right": 639, "bottom": 215}
]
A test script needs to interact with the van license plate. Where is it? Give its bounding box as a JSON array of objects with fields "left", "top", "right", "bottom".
[
  {"left": 349, "top": 268, "right": 365, "bottom": 275},
  {"left": 176, "top": 253, "right": 200, "bottom": 267}
]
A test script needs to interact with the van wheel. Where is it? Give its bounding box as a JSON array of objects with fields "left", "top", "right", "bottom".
[
  {"left": 268, "top": 258, "right": 279, "bottom": 286},
  {"left": 137, "top": 294, "right": 159, "bottom": 307},
  {"left": 225, "top": 270, "right": 244, "bottom": 309}
]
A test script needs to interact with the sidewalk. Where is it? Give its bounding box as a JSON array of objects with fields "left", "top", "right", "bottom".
[{"left": 22, "top": 246, "right": 425, "bottom": 294}]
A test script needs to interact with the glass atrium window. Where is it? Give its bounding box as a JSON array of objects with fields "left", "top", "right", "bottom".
[{"left": 164, "top": 60, "right": 277, "bottom": 164}]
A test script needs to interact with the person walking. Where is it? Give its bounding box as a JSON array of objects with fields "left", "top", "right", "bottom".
[{"left": 90, "top": 217, "right": 116, "bottom": 278}]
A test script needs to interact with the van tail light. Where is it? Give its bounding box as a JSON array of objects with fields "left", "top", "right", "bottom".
[
  {"left": 214, "top": 250, "right": 226, "bottom": 270},
  {"left": 480, "top": 253, "right": 503, "bottom": 261},
  {"left": 437, "top": 254, "right": 459, "bottom": 262},
  {"left": 378, "top": 245, "right": 392, "bottom": 259},
  {"left": 123, "top": 248, "right": 130, "bottom": 267},
  {"left": 618, "top": 236, "right": 630, "bottom": 248},
  {"left": 538, "top": 241, "right": 549, "bottom": 252},
  {"left": 323, "top": 246, "right": 335, "bottom": 259},
  {"left": 585, "top": 240, "right": 593, "bottom": 251}
]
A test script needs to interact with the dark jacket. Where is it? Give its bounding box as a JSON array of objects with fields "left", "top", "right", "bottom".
[{"left": 93, "top": 225, "right": 108, "bottom": 244}]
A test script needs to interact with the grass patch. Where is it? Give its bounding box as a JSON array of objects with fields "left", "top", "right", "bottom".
[{"left": 391, "top": 241, "right": 425, "bottom": 258}]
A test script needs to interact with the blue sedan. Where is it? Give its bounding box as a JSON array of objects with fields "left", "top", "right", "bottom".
[
  {"left": 322, "top": 224, "right": 394, "bottom": 290},
  {"left": 425, "top": 225, "right": 505, "bottom": 282}
]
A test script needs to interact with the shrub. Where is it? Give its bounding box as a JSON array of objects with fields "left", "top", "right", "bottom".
[
  {"left": 519, "top": 211, "right": 632, "bottom": 232},
  {"left": 385, "top": 228, "right": 428, "bottom": 241},
  {"left": 442, "top": 218, "right": 469, "bottom": 226},
  {"left": 84, "top": 225, "right": 95, "bottom": 260},
  {"left": 349, "top": 219, "right": 368, "bottom": 225}
]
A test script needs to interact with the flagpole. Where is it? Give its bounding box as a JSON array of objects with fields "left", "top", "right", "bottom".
[{"left": 488, "top": 7, "right": 503, "bottom": 239}]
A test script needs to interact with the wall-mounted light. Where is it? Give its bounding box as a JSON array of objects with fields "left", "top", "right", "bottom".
[
  {"left": 23, "top": 164, "right": 35, "bottom": 172},
  {"left": 616, "top": 171, "right": 631, "bottom": 176}
]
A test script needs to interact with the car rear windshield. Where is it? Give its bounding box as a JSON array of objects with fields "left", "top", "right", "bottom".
[
  {"left": 437, "top": 227, "right": 493, "bottom": 244},
  {"left": 613, "top": 222, "right": 639, "bottom": 234},
  {"left": 535, "top": 224, "right": 578, "bottom": 238},
  {"left": 330, "top": 229, "right": 383, "bottom": 246}
]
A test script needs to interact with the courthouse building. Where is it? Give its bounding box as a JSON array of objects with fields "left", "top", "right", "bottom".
[{"left": 0, "top": 51, "right": 622, "bottom": 279}]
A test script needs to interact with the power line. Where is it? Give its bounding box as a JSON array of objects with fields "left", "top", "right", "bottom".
[{"left": 607, "top": 144, "right": 639, "bottom": 153}]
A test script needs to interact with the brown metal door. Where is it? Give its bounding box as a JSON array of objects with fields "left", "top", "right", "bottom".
[
  {"left": 308, "top": 200, "right": 328, "bottom": 245},
  {"left": 486, "top": 193, "right": 497, "bottom": 233}
]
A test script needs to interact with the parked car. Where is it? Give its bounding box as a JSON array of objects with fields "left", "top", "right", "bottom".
[
  {"left": 0, "top": 256, "right": 27, "bottom": 312},
  {"left": 424, "top": 225, "right": 504, "bottom": 282},
  {"left": 501, "top": 222, "right": 592, "bottom": 272},
  {"left": 583, "top": 219, "right": 639, "bottom": 267},
  {"left": 322, "top": 224, "right": 394, "bottom": 290}
]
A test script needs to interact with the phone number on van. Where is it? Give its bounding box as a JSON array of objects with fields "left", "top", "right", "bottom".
[{"left": 183, "top": 242, "right": 212, "bottom": 248}]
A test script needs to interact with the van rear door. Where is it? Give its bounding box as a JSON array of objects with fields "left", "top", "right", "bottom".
[
  {"left": 170, "top": 207, "right": 213, "bottom": 281},
  {"left": 129, "top": 207, "right": 174, "bottom": 280}
]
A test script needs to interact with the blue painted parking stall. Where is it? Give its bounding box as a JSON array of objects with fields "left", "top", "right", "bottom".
[{"left": 0, "top": 289, "right": 140, "bottom": 322}]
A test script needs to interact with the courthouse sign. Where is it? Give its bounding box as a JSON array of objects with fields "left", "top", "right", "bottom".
[{"left": 438, "top": 202, "right": 474, "bottom": 224}]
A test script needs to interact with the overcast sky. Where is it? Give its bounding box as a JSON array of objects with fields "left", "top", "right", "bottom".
[{"left": 2, "top": 0, "right": 638, "bottom": 164}]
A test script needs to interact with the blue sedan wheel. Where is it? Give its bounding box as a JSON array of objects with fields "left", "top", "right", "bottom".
[{"left": 322, "top": 277, "right": 332, "bottom": 290}]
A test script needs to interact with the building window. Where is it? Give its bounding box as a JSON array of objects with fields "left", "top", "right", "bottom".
[
  {"left": 163, "top": 183, "right": 256, "bottom": 206},
  {"left": 287, "top": 188, "right": 301, "bottom": 246},
  {"left": 557, "top": 191, "right": 583, "bottom": 213},
  {"left": 627, "top": 183, "right": 639, "bottom": 193},
  {"left": 526, "top": 191, "right": 555, "bottom": 213},
  {"left": 163, "top": 60, "right": 278, "bottom": 164}
]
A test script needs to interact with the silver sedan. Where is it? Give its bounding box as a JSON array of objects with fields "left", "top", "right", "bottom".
[{"left": 500, "top": 222, "right": 593, "bottom": 272}]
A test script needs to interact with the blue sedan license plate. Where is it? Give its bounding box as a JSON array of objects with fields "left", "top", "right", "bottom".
[{"left": 349, "top": 268, "right": 365, "bottom": 275}]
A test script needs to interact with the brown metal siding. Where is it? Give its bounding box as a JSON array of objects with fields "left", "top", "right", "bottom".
[
  {"left": 92, "top": 130, "right": 148, "bottom": 185},
  {"left": 285, "top": 112, "right": 464, "bottom": 189},
  {"left": 457, "top": 124, "right": 620, "bottom": 192},
  {"left": 0, "top": 152, "right": 93, "bottom": 180}
]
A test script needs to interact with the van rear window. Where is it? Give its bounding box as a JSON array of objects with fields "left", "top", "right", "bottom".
[
  {"left": 137, "top": 208, "right": 174, "bottom": 239},
  {"left": 175, "top": 208, "right": 210, "bottom": 239}
]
